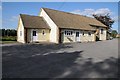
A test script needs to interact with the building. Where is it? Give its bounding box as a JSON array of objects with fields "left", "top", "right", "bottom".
[
  {"left": 116, "top": 34, "right": 120, "bottom": 38},
  {"left": 17, "top": 8, "right": 107, "bottom": 43}
]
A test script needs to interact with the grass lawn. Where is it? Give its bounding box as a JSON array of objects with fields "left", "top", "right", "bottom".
[
  {"left": 0, "top": 36, "right": 17, "bottom": 44},
  {"left": 0, "top": 36, "right": 16, "bottom": 41},
  {"left": 0, "top": 41, "right": 17, "bottom": 44}
]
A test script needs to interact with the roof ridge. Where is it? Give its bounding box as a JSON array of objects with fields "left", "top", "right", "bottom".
[{"left": 20, "top": 14, "right": 40, "bottom": 17}]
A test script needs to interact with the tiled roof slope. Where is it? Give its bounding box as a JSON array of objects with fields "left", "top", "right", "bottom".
[
  {"left": 20, "top": 14, "right": 50, "bottom": 29},
  {"left": 43, "top": 8, "right": 107, "bottom": 30}
]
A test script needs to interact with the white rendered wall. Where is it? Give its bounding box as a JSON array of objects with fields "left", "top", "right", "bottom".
[
  {"left": 39, "top": 8, "right": 59, "bottom": 43},
  {"left": 17, "top": 17, "right": 25, "bottom": 43}
]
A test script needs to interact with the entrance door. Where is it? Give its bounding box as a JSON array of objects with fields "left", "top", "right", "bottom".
[
  {"left": 32, "top": 30, "right": 38, "bottom": 41},
  {"left": 59, "top": 31, "right": 64, "bottom": 43},
  {"left": 76, "top": 31, "right": 80, "bottom": 42}
]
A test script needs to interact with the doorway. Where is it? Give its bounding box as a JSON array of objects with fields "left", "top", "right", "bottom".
[
  {"left": 32, "top": 30, "right": 38, "bottom": 42},
  {"left": 76, "top": 31, "right": 80, "bottom": 42}
]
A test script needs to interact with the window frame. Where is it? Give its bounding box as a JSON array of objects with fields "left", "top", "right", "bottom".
[
  {"left": 64, "top": 30, "right": 73, "bottom": 36},
  {"left": 42, "top": 30, "right": 46, "bottom": 35},
  {"left": 101, "top": 29, "right": 104, "bottom": 34},
  {"left": 76, "top": 32, "right": 79, "bottom": 37},
  {"left": 88, "top": 32, "right": 91, "bottom": 36},
  {"left": 82, "top": 32, "right": 84, "bottom": 36},
  {"left": 33, "top": 31, "right": 36, "bottom": 36}
]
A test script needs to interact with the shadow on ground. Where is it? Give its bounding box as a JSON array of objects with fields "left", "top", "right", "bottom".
[
  {"left": 2, "top": 44, "right": 119, "bottom": 78},
  {"left": 2, "top": 43, "right": 73, "bottom": 57}
]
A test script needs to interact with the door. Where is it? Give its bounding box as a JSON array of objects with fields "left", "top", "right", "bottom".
[
  {"left": 32, "top": 30, "right": 38, "bottom": 41},
  {"left": 59, "top": 29, "right": 64, "bottom": 43},
  {"left": 76, "top": 31, "right": 80, "bottom": 42},
  {"left": 60, "top": 32, "right": 64, "bottom": 43}
]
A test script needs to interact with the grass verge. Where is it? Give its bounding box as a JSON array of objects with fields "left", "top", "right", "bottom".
[
  {"left": 0, "top": 36, "right": 17, "bottom": 41},
  {"left": 0, "top": 41, "right": 17, "bottom": 44}
]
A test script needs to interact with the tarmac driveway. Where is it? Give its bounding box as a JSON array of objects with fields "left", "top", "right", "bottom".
[{"left": 2, "top": 39, "right": 119, "bottom": 78}]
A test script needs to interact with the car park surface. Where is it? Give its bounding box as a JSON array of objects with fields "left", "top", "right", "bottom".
[{"left": 2, "top": 39, "right": 119, "bottom": 78}]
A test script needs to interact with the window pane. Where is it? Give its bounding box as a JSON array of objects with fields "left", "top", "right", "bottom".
[
  {"left": 67, "top": 32, "right": 69, "bottom": 35},
  {"left": 83, "top": 32, "right": 84, "bottom": 35},
  {"left": 65, "top": 31, "right": 66, "bottom": 35},
  {"left": 68, "top": 33, "right": 70, "bottom": 35},
  {"left": 76, "top": 32, "right": 79, "bottom": 37},
  {"left": 42, "top": 31, "right": 45, "bottom": 35},
  {"left": 33, "top": 31, "right": 36, "bottom": 36},
  {"left": 101, "top": 29, "right": 103, "bottom": 34},
  {"left": 88, "top": 32, "right": 91, "bottom": 36},
  {"left": 71, "top": 31, "right": 73, "bottom": 35}
]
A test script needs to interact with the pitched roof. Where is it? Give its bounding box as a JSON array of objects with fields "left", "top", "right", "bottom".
[
  {"left": 20, "top": 14, "right": 50, "bottom": 29},
  {"left": 42, "top": 8, "right": 107, "bottom": 30}
]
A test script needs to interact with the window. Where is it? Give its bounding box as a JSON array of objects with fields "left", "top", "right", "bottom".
[
  {"left": 42, "top": 30, "right": 45, "bottom": 35},
  {"left": 65, "top": 31, "right": 67, "bottom": 35},
  {"left": 33, "top": 31, "right": 36, "bottom": 36},
  {"left": 76, "top": 32, "right": 79, "bottom": 37},
  {"left": 101, "top": 29, "right": 103, "bottom": 34},
  {"left": 71, "top": 31, "right": 73, "bottom": 35},
  {"left": 82, "top": 32, "right": 84, "bottom": 36},
  {"left": 64, "top": 30, "right": 73, "bottom": 36},
  {"left": 88, "top": 32, "right": 91, "bottom": 36},
  {"left": 20, "top": 31, "right": 22, "bottom": 36}
]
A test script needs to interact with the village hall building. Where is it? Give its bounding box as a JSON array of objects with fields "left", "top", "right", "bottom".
[{"left": 17, "top": 8, "right": 107, "bottom": 43}]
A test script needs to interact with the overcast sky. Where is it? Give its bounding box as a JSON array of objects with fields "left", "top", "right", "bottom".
[{"left": 2, "top": 2, "right": 119, "bottom": 32}]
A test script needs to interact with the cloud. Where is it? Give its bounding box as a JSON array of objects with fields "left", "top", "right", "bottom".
[
  {"left": 71, "top": 8, "right": 113, "bottom": 17},
  {"left": 71, "top": 8, "right": 95, "bottom": 17},
  {"left": 9, "top": 16, "right": 18, "bottom": 22},
  {"left": 94, "top": 8, "right": 112, "bottom": 15},
  {"left": 71, "top": 8, "right": 119, "bottom": 23}
]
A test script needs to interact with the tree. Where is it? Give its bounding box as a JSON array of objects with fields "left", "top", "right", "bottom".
[
  {"left": 2, "top": 29, "right": 5, "bottom": 36},
  {"left": 0, "top": 29, "right": 17, "bottom": 36},
  {"left": 93, "top": 14, "right": 114, "bottom": 30},
  {"left": 6, "top": 29, "right": 11, "bottom": 36},
  {"left": 0, "top": 29, "right": 2, "bottom": 36},
  {"left": 10, "top": 29, "right": 17, "bottom": 36},
  {"left": 111, "top": 30, "right": 118, "bottom": 38}
]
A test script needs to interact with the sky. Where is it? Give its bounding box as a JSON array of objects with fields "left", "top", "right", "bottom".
[
  {"left": 0, "top": 1, "right": 2, "bottom": 28},
  {"left": 2, "top": 0, "right": 119, "bottom": 2},
  {"left": 1, "top": 2, "right": 119, "bottom": 32}
]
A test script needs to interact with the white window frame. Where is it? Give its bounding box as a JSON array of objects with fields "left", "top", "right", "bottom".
[{"left": 64, "top": 30, "right": 73, "bottom": 36}]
